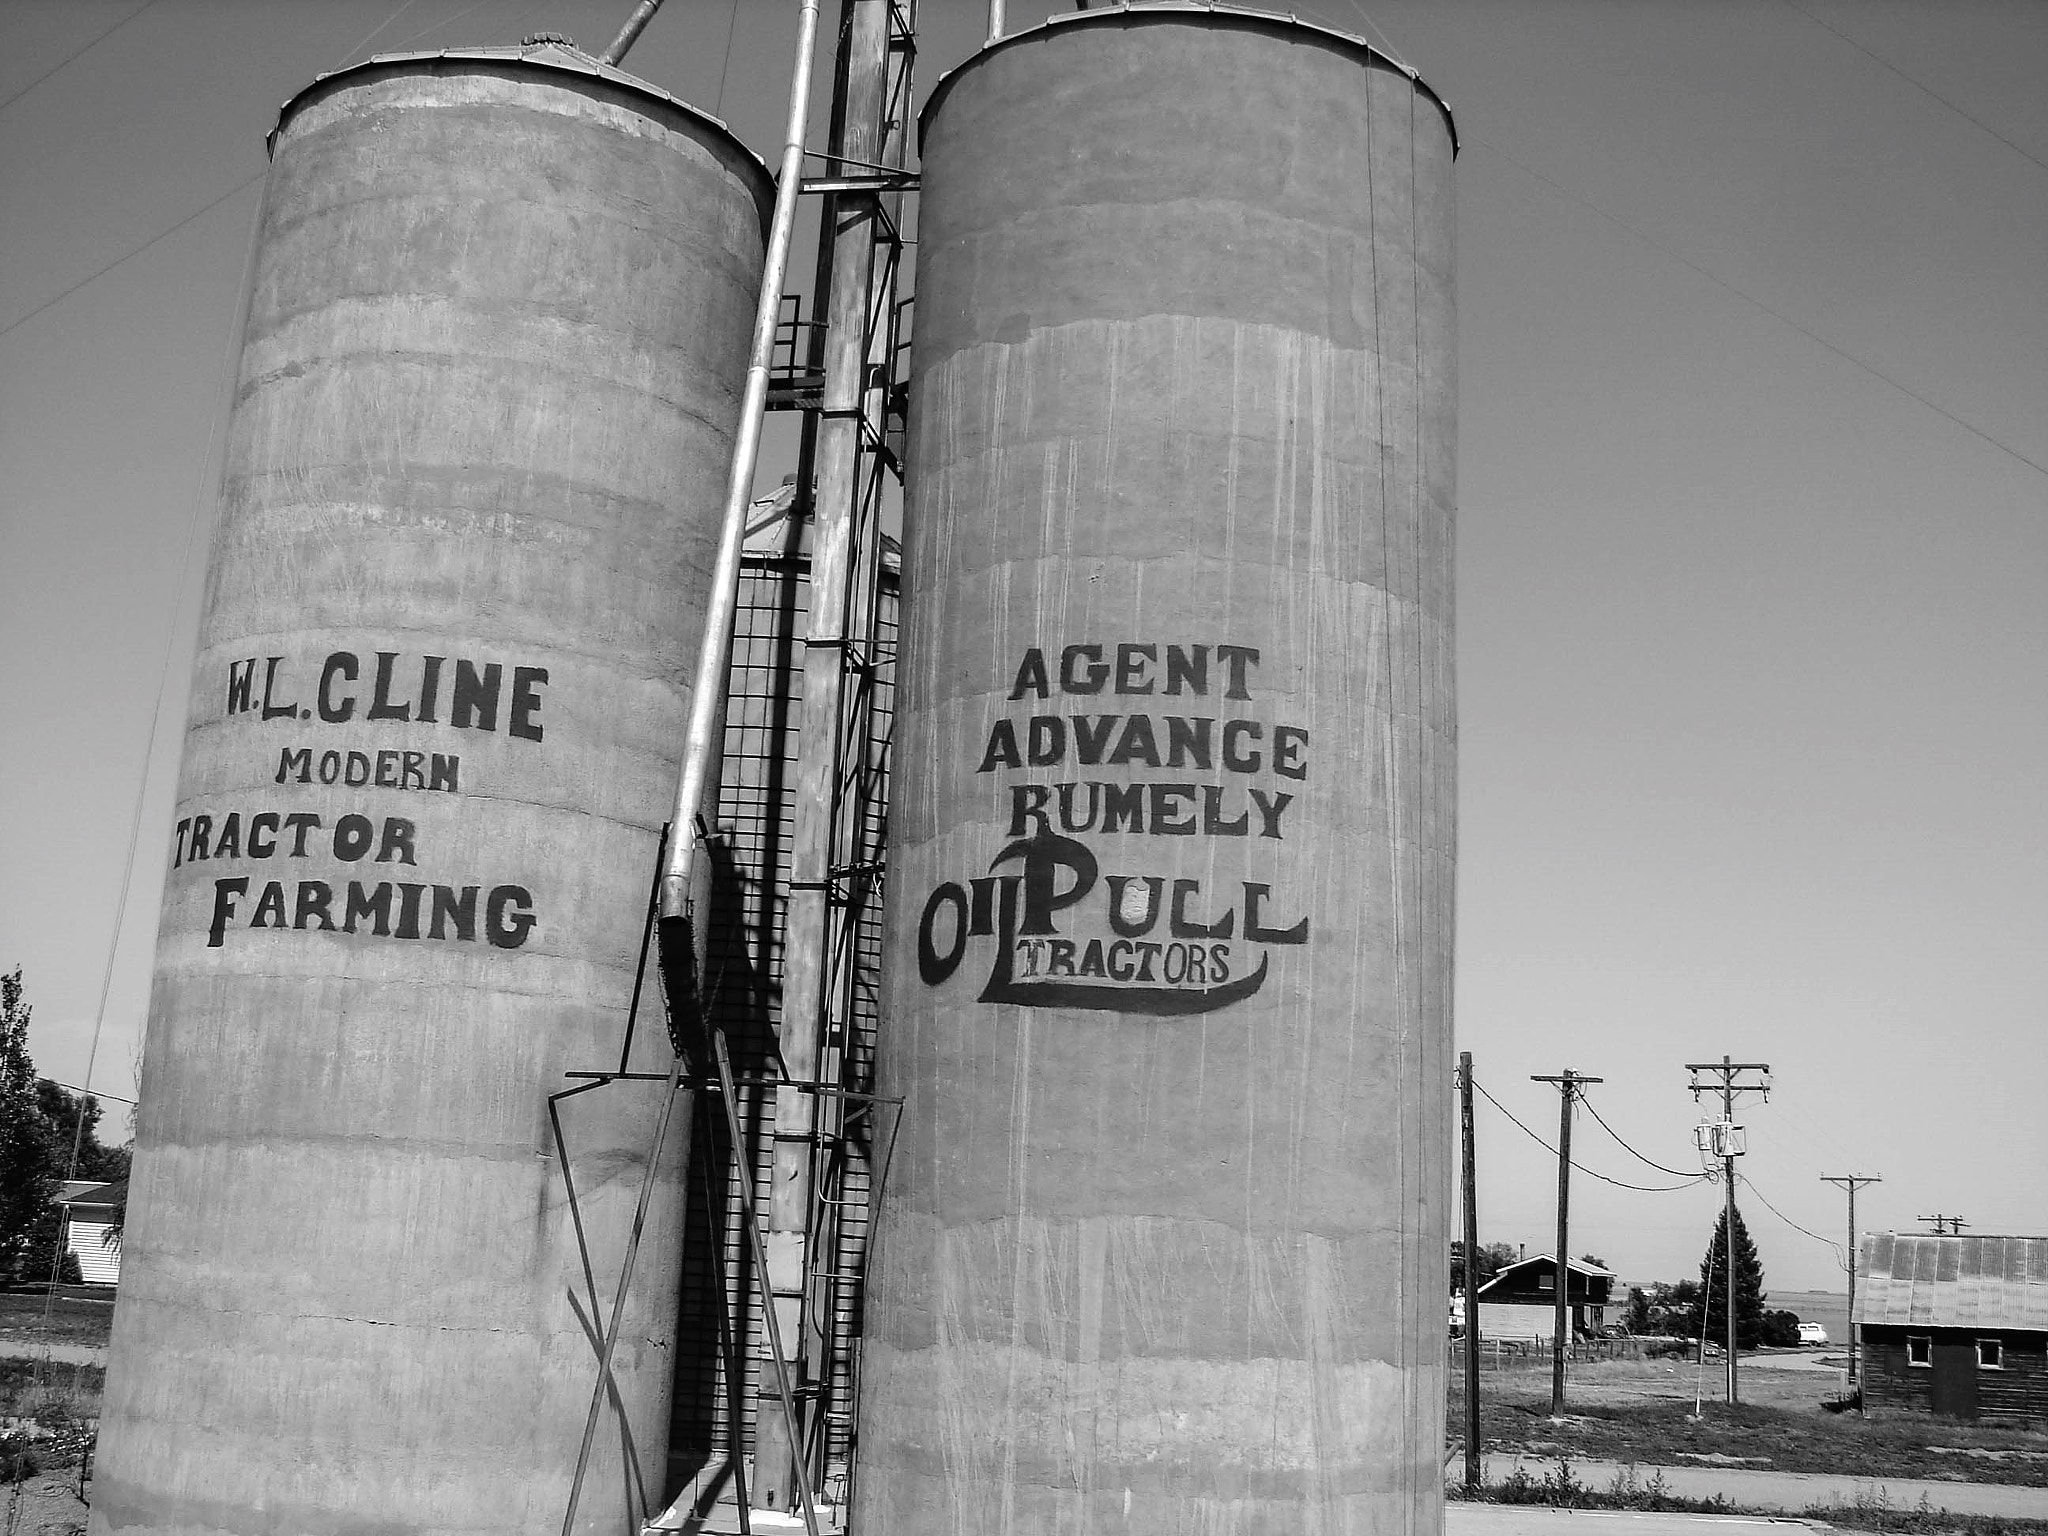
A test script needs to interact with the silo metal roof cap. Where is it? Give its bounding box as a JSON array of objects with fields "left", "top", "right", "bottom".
[
  {"left": 919, "top": 1, "right": 1459, "bottom": 157},
  {"left": 266, "top": 37, "right": 775, "bottom": 230}
]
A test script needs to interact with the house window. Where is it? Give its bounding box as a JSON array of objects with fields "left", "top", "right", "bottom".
[
  {"left": 1978, "top": 1339, "right": 2003, "bottom": 1370},
  {"left": 1907, "top": 1335, "right": 1931, "bottom": 1367},
  {"left": 1538, "top": 1275, "right": 1554, "bottom": 1290}
]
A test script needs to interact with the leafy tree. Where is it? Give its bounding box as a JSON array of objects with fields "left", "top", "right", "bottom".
[
  {"left": 36, "top": 1078, "right": 128, "bottom": 1184},
  {"left": 1695, "top": 1203, "right": 1768, "bottom": 1350},
  {"left": 0, "top": 969, "right": 57, "bottom": 1282},
  {"left": 1627, "top": 1279, "right": 1700, "bottom": 1336},
  {"left": 1450, "top": 1239, "right": 1519, "bottom": 1291}
]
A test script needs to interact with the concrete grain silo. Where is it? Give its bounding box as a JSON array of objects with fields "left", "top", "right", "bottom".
[
  {"left": 92, "top": 41, "right": 770, "bottom": 1536},
  {"left": 857, "top": 9, "right": 1457, "bottom": 1533}
]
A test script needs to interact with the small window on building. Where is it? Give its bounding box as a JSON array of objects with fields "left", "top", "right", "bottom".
[
  {"left": 1907, "top": 1335, "right": 1931, "bottom": 1367},
  {"left": 1978, "top": 1338, "right": 2003, "bottom": 1370},
  {"left": 1538, "top": 1275, "right": 1554, "bottom": 1290}
]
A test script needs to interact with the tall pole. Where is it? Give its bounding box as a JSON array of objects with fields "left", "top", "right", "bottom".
[
  {"left": 658, "top": 0, "right": 822, "bottom": 937},
  {"left": 1724, "top": 1124, "right": 1737, "bottom": 1404},
  {"left": 1531, "top": 1070, "right": 1599, "bottom": 1414},
  {"left": 1686, "top": 1056, "right": 1769, "bottom": 1406},
  {"left": 1823, "top": 1175, "right": 1879, "bottom": 1386},
  {"left": 598, "top": 0, "right": 665, "bottom": 63},
  {"left": 1460, "top": 1053, "right": 1480, "bottom": 1488}
]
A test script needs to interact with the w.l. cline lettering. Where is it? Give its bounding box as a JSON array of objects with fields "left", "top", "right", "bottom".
[{"left": 225, "top": 652, "right": 547, "bottom": 738}]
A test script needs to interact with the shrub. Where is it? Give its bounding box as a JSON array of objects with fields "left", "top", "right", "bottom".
[{"left": 1761, "top": 1308, "right": 1802, "bottom": 1347}]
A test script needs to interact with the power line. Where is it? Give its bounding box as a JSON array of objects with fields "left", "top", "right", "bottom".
[
  {"left": 1578, "top": 1091, "right": 1702, "bottom": 1179},
  {"left": 1739, "top": 1171, "right": 1848, "bottom": 1266},
  {"left": 388, "top": 0, "right": 508, "bottom": 53},
  {"left": 715, "top": 0, "right": 743, "bottom": 117},
  {"left": 334, "top": 0, "right": 424, "bottom": 70},
  {"left": 1469, "top": 131, "right": 2048, "bottom": 484},
  {"left": 1470, "top": 1077, "right": 1709, "bottom": 1194},
  {"left": 0, "top": 172, "right": 263, "bottom": 343},
  {"left": 0, "top": 0, "right": 162, "bottom": 115},
  {"left": 1779, "top": 0, "right": 2048, "bottom": 178}
]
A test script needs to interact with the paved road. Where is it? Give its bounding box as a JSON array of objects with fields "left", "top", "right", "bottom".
[
  {"left": 1481, "top": 1454, "right": 2048, "bottom": 1519},
  {"left": 1453, "top": 1506, "right": 1820, "bottom": 1536},
  {"left": 0, "top": 1337, "right": 105, "bottom": 1367}
]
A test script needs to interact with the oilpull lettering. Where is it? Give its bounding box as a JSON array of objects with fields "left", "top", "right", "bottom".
[
  {"left": 914, "top": 831, "right": 1307, "bottom": 1013},
  {"left": 222, "top": 651, "right": 548, "bottom": 740}
]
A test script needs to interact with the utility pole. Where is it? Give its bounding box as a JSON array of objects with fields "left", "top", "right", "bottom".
[
  {"left": 1531, "top": 1069, "right": 1600, "bottom": 1414},
  {"left": 1822, "top": 1175, "right": 1879, "bottom": 1386},
  {"left": 1460, "top": 1053, "right": 1480, "bottom": 1488},
  {"left": 1686, "top": 1056, "right": 1769, "bottom": 1405},
  {"left": 1918, "top": 1213, "right": 1968, "bottom": 1235}
]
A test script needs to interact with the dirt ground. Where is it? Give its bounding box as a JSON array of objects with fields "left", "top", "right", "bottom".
[{"left": 0, "top": 1474, "right": 88, "bottom": 1536}]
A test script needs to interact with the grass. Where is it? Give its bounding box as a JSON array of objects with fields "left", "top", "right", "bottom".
[
  {"left": 1450, "top": 1461, "right": 2048, "bottom": 1536},
  {"left": 0, "top": 1291, "right": 113, "bottom": 1350},
  {"left": 1450, "top": 1356, "right": 2048, "bottom": 1487},
  {"left": 0, "top": 1358, "right": 101, "bottom": 1479}
]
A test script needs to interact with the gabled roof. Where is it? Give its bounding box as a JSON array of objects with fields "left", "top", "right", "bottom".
[
  {"left": 57, "top": 1178, "right": 125, "bottom": 1210},
  {"left": 1476, "top": 1254, "right": 1616, "bottom": 1296},
  {"left": 1854, "top": 1232, "right": 2048, "bottom": 1331}
]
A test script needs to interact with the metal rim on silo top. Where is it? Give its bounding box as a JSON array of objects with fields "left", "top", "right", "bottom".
[
  {"left": 269, "top": 38, "right": 776, "bottom": 231},
  {"left": 921, "top": 2, "right": 1458, "bottom": 156}
]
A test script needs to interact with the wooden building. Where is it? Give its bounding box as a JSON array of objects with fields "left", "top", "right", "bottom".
[
  {"left": 1474, "top": 1255, "right": 1615, "bottom": 1342},
  {"left": 56, "top": 1178, "right": 124, "bottom": 1285},
  {"left": 1856, "top": 1232, "right": 2048, "bottom": 1425}
]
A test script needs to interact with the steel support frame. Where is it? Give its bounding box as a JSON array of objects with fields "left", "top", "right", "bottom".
[{"left": 749, "top": 0, "right": 915, "bottom": 1519}]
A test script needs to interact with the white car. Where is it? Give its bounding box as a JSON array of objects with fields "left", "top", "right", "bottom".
[{"left": 1797, "top": 1322, "right": 1829, "bottom": 1346}]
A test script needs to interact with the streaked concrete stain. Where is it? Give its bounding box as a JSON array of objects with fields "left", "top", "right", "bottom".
[{"left": 860, "top": 13, "right": 1455, "bottom": 1534}]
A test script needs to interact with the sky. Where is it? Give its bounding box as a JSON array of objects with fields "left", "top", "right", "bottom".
[{"left": 2, "top": 0, "right": 2043, "bottom": 1296}]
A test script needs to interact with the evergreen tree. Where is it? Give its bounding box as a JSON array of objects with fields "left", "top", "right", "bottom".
[
  {"left": 1694, "top": 1202, "right": 1768, "bottom": 1350},
  {"left": 0, "top": 968, "right": 56, "bottom": 1281}
]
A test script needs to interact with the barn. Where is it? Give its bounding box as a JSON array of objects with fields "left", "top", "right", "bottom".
[
  {"left": 1475, "top": 1255, "right": 1615, "bottom": 1342},
  {"left": 1856, "top": 1232, "right": 2048, "bottom": 1425}
]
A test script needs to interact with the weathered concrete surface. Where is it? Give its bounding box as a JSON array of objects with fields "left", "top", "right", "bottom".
[
  {"left": 90, "top": 52, "right": 768, "bottom": 1536},
  {"left": 858, "top": 13, "right": 1456, "bottom": 1536}
]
